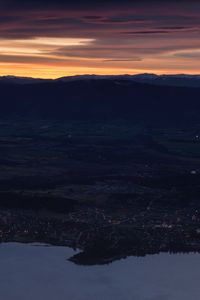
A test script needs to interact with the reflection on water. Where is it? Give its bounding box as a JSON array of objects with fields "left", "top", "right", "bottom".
[{"left": 0, "top": 243, "right": 199, "bottom": 300}]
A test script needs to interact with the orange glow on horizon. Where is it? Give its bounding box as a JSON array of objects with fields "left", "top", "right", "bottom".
[
  {"left": 0, "top": 35, "right": 200, "bottom": 78},
  {"left": 1, "top": 63, "right": 200, "bottom": 79},
  {"left": 0, "top": 2, "right": 199, "bottom": 78}
]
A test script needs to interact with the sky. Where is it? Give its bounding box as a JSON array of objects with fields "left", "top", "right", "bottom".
[{"left": 0, "top": 0, "right": 200, "bottom": 78}]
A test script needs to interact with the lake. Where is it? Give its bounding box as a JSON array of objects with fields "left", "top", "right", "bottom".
[{"left": 0, "top": 243, "right": 199, "bottom": 300}]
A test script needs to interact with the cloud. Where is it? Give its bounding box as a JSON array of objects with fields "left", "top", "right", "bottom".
[
  {"left": 103, "top": 59, "right": 142, "bottom": 62},
  {"left": 173, "top": 50, "right": 200, "bottom": 59},
  {"left": 0, "top": 0, "right": 199, "bottom": 76}
]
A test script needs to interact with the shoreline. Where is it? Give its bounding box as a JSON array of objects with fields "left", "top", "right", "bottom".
[{"left": 1, "top": 207, "right": 200, "bottom": 265}]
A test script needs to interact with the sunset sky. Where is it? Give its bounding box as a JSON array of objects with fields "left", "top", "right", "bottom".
[{"left": 0, "top": 0, "right": 200, "bottom": 78}]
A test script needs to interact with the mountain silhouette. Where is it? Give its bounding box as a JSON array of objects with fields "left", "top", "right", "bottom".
[{"left": 0, "top": 78, "right": 199, "bottom": 125}]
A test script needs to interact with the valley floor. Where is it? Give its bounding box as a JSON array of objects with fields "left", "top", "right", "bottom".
[{"left": 0, "top": 119, "right": 200, "bottom": 263}]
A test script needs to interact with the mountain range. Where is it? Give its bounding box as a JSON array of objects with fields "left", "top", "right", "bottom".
[
  {"left": 0, "top": 74, "right": 200, "bottom": 125},
  {"left": 2, "top": 73, "right": 200, "bottom": 87}
]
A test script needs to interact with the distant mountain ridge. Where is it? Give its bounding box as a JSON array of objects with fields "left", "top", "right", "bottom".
[
  {"left": 3, "top": 73, "right": 200, "bottom": 87},
  {"left": 0, "top": 76, "right": 51, "bottom": 85},
  {"left": 57, "top": 73, "right": 200, "bottom": 88},
  {"left": 0, "top": 77, "right": 200, "bottom": 125}
]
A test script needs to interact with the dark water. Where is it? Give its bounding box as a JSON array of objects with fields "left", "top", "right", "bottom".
[{"left": 0, "top": 243, "right": 199, "bottom": 300}]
